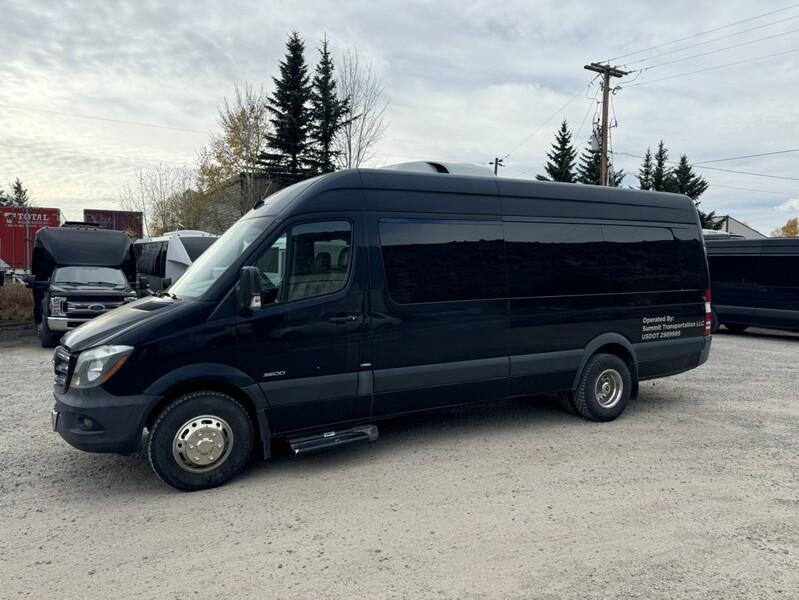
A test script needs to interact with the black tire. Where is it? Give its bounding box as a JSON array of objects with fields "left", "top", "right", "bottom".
[
  {"left": 710, "top": 310, "right": 720, "bottom": 334},
  {"left": 724, "top": 323, "right": 749, "bottom": 334},
  {"left": 558, "top": 392, "right": 578, "bottom": 415},
  {"left": 38, "top": 304, "right": 59, "bottom": 348},
  {"left": 147, "top": 391, "right": 254, "bottom": 491},
  {"left": 572, "top": 353, "right": 632, "bottom": 422}
]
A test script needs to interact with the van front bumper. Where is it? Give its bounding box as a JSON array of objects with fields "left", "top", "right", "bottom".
[{"left": 53, "top": 386, "right": 158, "bottom": 454}]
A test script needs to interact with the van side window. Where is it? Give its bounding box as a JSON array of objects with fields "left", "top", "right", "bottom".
[
  {"left": 672, "top": 227, "right": 706, "bottom": 290},
  {"left": 505, "top": 222, "right": 605, "bottom": 297},
  {"left": 254, "top": 221, "right": 352, "bottom": 304},
  {"left": 379, "top": 219, "right": 504, "bottom": 304},
  {"left": 603, "top": 226, "right": 679, "bottom": 293},
  {"left": 753, "top": 255, "right": 796, "bottom": 287},
  {"left": 708, "top": 255, "right": 759, "bottom": 284}
]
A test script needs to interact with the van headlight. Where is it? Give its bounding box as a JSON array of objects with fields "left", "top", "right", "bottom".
[
  {"left": 71, "top": 345, "right": 134, "bottom": 389},
  {"left": 50, "top": 296, "right": 67, "bottom": 317}
]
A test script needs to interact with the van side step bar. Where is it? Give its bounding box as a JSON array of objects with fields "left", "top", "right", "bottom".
[{"left": 288, "top": 425, "right": 379, "bottom": 456}]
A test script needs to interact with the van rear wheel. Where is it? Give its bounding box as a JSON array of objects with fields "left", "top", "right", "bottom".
[
  {"left": 147, "top": 391, "right": 254, "bottom": 491},
  {"left": 572, "top": 353, "right": 631, "bottom": 422}
]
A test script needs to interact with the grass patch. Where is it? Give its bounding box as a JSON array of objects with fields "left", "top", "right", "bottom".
[{"left": 0, "top": 282, "right": 34, "bottom": 321}]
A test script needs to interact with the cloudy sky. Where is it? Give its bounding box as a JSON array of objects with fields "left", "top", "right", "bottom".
[{"left": 2, "top": 0, "right": 798, "bottom": 234}]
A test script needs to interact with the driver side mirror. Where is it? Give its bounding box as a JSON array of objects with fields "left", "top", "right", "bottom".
[
  {"left": 137, "top": 276, "right": 150, "bottom": 291},
  {"left": 237, "top": 266, "right": 263, "bottom": 313},
  {"left": 25, "top": 275, "right": 48, "bottom": 290}
]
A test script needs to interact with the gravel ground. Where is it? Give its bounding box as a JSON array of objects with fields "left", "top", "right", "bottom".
[{"left": 1, "top": 327, "right": 797, "bottom": 599}]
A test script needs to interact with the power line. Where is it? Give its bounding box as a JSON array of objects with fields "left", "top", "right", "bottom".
[
  {"left": 710, "top": 183, "right": 798, "bottom": 197},
  {"left": 695, "top": 148, "right": 799, "bottom": 165},
  {"left": 0, "top": 102, "right": 209, "bottom": 134},
  {"left": 605, "top": 2, "right": 799, "bottom": 62},
  {"left": 616, "top": 151, "right": 799, "bottom": 182},
  {"left": 630, "top": 27, "right": 799, "bottom": 73},
  {"left": 623, "top": 13, "right": 799, "bottom": 66},
  {"left": 503, "top": 76, "right": 598, "bottom": 160},
  {"left": 627, "top": 47, "right": 799, "bottom": 87}
]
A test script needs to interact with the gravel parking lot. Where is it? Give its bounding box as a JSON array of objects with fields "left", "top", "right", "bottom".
[{"left": 1, "top": 326, "right": 797, "bottom": 599}]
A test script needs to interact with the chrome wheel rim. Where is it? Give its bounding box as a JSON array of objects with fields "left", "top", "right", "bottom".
[
  {"left": 172, "top": 415, "right": 234, "bottom": 473},
  {"left": 594, "top": 369, "right": 623, "bottom": 409}
]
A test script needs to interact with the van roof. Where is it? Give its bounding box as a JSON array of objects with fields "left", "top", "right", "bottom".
[
  {"left": 706, "top": 237, "right": 799, "bottom": 256},
  {"left": 249, "top": 168, "right": 700, "bottom": 226}
]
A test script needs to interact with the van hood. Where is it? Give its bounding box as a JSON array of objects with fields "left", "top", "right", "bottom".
[{"left": 61, "top": 296, "right": 187, "bottom": 352}]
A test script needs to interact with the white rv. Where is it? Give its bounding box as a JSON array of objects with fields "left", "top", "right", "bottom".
[{"left": 134, "top": 230, "right": 217, "bottom": 291}]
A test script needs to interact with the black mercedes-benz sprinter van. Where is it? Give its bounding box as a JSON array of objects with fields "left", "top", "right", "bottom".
[{"left": 51, "top": 167, "right": 712, "bottom": 490}]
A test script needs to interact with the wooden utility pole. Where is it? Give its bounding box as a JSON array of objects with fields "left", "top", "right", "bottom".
[
  {"left": 492, "top": 157, "right": 504, "bottom": 175},
  {"left": 583, "top": 62, "right": 628, "bottom": 186}
]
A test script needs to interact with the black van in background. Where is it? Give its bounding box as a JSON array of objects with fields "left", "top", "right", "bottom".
[
  {"left": 50, "top": 168, "right": 712, "bottom": 490},
  {"left": 706, "top": 237, "right": 799, "bottom": 333}
]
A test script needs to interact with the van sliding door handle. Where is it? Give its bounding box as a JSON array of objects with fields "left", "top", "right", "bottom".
[{"left": 328, "top": 314, "right": 362, "bottom": 324}]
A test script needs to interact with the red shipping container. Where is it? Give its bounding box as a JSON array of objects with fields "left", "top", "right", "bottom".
[
  {"left": 0, "top": 207, "right": 62, "bottom": 271},
  {"left": 83, "top": 209, "right": 143, "bottom": 239}
]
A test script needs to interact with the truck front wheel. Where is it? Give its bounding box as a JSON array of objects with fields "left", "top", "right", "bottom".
[
  {"left": 147, "top": 391, "right": 254, "bottom": 491},
  {"left": 38, "top": 303, "right": 59, "bottom": 348}
]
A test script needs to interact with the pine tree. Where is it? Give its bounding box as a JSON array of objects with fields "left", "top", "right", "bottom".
[
  {"left": 10, "top": 178, "right": 29, "bottom": 207},
  {"left": 576, "top": 137, "right": 625, "bottom": 187},
  {"left": 0, "top": 189, "right": 9, "bottom": 207},
  {"left": 264, "top": 32, "right": 314, "bottom": 182},
  {"left": 671, "top": 154, "right": 719, "bottom": 229},
  {"left": 652, "top": 140, "right": 676, "bottom": 192},
  {"left": 309, "top": 36, "right": 349, "bottom": 175},
  {"left": 638, "top": 148, "right": 654, "bottom": 190},
  {"left": 536, "top": 120, "right": 577, "bottom": 182}
]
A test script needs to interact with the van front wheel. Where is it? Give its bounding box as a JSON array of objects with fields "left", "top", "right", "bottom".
[
  {"left": 147, "top": 391, "right": 254, "bottom": 491},
  {"left": 572, "top": 354, "right": 632, "bottom": 422}
]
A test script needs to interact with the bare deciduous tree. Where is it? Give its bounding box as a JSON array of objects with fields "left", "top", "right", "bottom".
[
  {"left": 198, "top": 82, "right": 271, "bottom": 216},
  {"left": 119, "top": 165, "right": 197, "bottom": 236},
  {"left": 335, "top": 48, "right": 388, "bottom": 169}
]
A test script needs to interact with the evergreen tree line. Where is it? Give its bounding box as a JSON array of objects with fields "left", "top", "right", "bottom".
[
  {"left": 0, "top": 178, "right": 30, "bottom": 208},
  {"left": 536, "top": 120, "right": 721, "bottom": 229}
]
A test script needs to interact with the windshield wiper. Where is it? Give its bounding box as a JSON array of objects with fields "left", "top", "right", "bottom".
[{"left": 85, "top": 281, "right": 119, "bottom": 286}]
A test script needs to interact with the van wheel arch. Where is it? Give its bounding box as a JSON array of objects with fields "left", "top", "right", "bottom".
[
  {"left": 572, "top": 335, "right": 639, "bottom": 400},
  {"left": 144, "top": 380, "right": 270, "bottom": 460}
]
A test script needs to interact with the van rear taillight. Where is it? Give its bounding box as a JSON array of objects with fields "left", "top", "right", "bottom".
[{"left": 704, "top": 289, "right": 712, "bottom": 336}]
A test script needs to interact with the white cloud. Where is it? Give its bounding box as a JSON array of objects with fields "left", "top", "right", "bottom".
[{"left": 775, "top": 198, "right": 799, "bottom": 213}]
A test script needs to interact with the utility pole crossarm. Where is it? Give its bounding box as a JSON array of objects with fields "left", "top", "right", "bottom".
[{"left": 583, "top": 62, "right": 629, "bottom": 186}]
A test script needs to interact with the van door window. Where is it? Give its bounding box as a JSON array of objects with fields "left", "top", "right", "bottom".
[{"left": 253, "top": 221, "right": 352, "bottom": 304}]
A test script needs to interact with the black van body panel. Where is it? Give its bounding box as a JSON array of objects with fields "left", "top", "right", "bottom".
[
  {"left": 52, "top": 169, "right": 711, "bottom": 457},
  {"left": 707, "top": 238, "right": 799, "bottom": 332}
]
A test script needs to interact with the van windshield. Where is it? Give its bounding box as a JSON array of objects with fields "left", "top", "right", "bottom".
[{"left": 169, "top": 217, "right": 273, "bottom": 299}]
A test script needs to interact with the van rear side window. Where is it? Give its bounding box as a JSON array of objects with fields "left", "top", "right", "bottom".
[
  {"left": 505, "top": 222, "right": 605, "bottom": 297},
  {"left": 379, "top": 219, "right": 504, "bottom": 304},
  {"left": 603, "top": 226, "right": 679, "bottom": 293}
]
